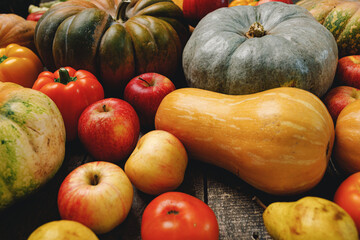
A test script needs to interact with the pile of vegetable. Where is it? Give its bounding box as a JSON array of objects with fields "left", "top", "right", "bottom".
[{"left": 1, "top": 0, "right": 360, "bottom": 239}]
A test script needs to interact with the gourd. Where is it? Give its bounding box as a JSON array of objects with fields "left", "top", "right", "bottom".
[
  {"left": 297, "top": 0, "right": 360, "bottom": 57},
  {"left": 34, "top": 0, "right": 189, "bottom": 96},
  {"left": 229, "top": 0, "right": 259, "bottom": 7},
  {"left": 0, "top": 14, "right": 37, "bottom": 52},
  {"left": 333, "top": 99, "right": 360, "bottom": 174},
  {"left": 183, "top": 2, "right": 338, "bottom": 98},
  {"left": 155, "top": 87, "right": 335, "bottom": 195},
  {"left": 0, "top": 82, "right": 66, "bottom": 209}
]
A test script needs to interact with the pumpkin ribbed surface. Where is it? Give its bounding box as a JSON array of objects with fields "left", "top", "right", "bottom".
[
  {"left": 183, "top": 2, "right": 338, "bottom": 97},
  {"left": 297, "top": 0, "right": 360, "bottom": 57},
  {"left": 0, "top": 14, "right": 37, "bottom": 52},
  {"left": 34, "top": 0, "right": 189, "bottom": 95}
]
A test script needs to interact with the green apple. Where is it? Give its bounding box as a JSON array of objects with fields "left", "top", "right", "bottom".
[{"left": 124, "top": 130, "right": 188, "bottom": 195}]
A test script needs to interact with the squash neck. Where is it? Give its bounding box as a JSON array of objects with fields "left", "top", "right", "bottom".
[
  {"left": 246, "top": 22, "right": 266, "bottom": 38},
  {"left": 116, "top": 0, "right": 131, "bottom": 22}
]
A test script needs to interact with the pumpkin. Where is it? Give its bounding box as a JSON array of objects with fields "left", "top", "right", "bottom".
[
  {"left": 0, "top": 82, "right": 66, "bottom": 209},
  {"left": 0, "top": 14, "right": 37, "bottom": 53},
  {"left": 34, "top": 0, "right": 189, "bottom": 96},
  {"left": 297, "top": 0, "right": 360, "bottom": 58},
  {"left": 333, "top": 99, "right": 360, "bottom": 174},
  {"left": 229, "top": 0, "right": 259, "bottom": 7},
  {"left": 155, "top": 87, "right": 335, "bottom": 195},
  {"left": 183, "top": 2, "right": 338, "bottom": 98}
]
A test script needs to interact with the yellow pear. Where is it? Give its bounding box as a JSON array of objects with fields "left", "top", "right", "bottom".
[
  {"left": 28, "top": 220, "right": 98, "bottom": 240},
  {"left": 263, "top": 196, "right": 358, "bottom": 240},
  {"left": 124, "top": 130, "right": 188, "bottom": 195}
]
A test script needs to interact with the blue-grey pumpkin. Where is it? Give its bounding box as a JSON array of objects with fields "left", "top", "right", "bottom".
[{"left": 183, "top": 2, "right": 338, "bottom": 97}]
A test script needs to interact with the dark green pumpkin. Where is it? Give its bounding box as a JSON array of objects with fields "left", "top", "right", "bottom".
[
  {"left": 35, "top": 0, "right": 189, "bottom": 96},
  {"left": 183, "top": 2, "right": 338, "bottom": 97}
]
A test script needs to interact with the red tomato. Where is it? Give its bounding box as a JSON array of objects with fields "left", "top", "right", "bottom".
[
  {"left": 256, "top": 0, "right": 293, "bottom": 5},
  {"left": 334, "top": 172, "right": 360, "bottom": 232},
  {"left": 141, "top": 192, "right": 219, "bottom": 240}
]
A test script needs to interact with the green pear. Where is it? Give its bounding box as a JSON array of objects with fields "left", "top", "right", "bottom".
[{"left": 263, "top": 196, "right": 358, "bottom": 240}]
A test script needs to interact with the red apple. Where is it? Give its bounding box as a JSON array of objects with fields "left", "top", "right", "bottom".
[
  {"left": 174, "top": 0, "right": 228, "bottom": 27},
  {"left": 78, "top": 98, "right": 140, "bottom": 162},
  {"left": 26, "top": 11, "right": 46, "bottom": 22},
  {"left": 124, "top": 73, "right": 176, "bottom": 131},
  {"left": 57, "top": 161, "right": 134, "bottom": 234},
  {"left": 323, "top": 86, "right": 360, "bottom": 122},
  {"left": 336, "top": 55, "right": 360, "bottom": 88},
  {"left": 256, "top": 0, "right": 293, "bottom": 5}
]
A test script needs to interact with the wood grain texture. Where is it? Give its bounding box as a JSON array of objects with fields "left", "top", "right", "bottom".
[{"left": 204, "top": 163, "right": 271, "bottom": 240}]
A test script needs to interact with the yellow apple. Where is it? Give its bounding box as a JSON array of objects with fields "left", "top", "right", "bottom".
[
  {"left": 28, "top": 220, "right": 98, "bottom": 240},
  {"left": 124, "top": 130, "right": 188, "bottom": 195}
]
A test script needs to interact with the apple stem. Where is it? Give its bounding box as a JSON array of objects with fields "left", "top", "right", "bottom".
[
  {"left": 102, "top": 104, "right": 107, "bottom": 112},
  {"left": 91, "top": 174, "right": 99, "bottom": 185},
  {"left": 138, "top": 77, "right": 151, "bottom": 87}
]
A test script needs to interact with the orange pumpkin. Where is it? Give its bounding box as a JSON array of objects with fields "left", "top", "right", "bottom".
[
  {"left": 155, "top": 87, "right": 335, "bottom": 195},
  {"left": 229, "top": 0, "right": 259, "bottom": 7},
  {"left": 0, "top": 14, "right": 37, "bottom": 53},
  {"left": 333, "top": 100, "right": 360, "bottom": 174}
]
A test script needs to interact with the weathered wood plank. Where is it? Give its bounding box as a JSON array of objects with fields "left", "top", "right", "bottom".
[
  {"left": 205, "top": 157, "right": 345, "bottom": 240},
  {"left": 205, "top": 163, "right": 271, "bottom": 240}
]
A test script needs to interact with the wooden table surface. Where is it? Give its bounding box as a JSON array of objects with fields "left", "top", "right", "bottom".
[
  {"left": 0, "top": 0, "right": 347, "bottom": 239},
  {"left": 0, "top": 137, "right": 345, "bottom": 240}
]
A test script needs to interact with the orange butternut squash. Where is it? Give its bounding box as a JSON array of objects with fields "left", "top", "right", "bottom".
[
  {"left": 333, "top": 100, "right": 360, "bottom": 174},
  {"left": 155, "top": 87, "right": 335, "bottom": 195}
]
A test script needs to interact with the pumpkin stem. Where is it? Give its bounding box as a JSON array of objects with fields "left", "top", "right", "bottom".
[
  {"left": 55, "top": 68, "right": 77, "bottom": 85},
  {"left": 246, "top": 22, "right": 266, "bottom": 38},
  {"left": 116, "top": 0, "right": 131, "bottom": 22},
  {"left": 0, "top": 55, "right": 8, "bottom": 64}
]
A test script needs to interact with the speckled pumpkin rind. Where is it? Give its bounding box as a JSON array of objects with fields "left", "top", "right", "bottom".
[
  {"left": 297, "top": 0, "right": 360, "bottom": 58},
  {"left": 0, "top": 82, "right": 66, "bottom": 210},
  {"left": 183, "top": 2, "right": 338, "bottom": 97}
]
